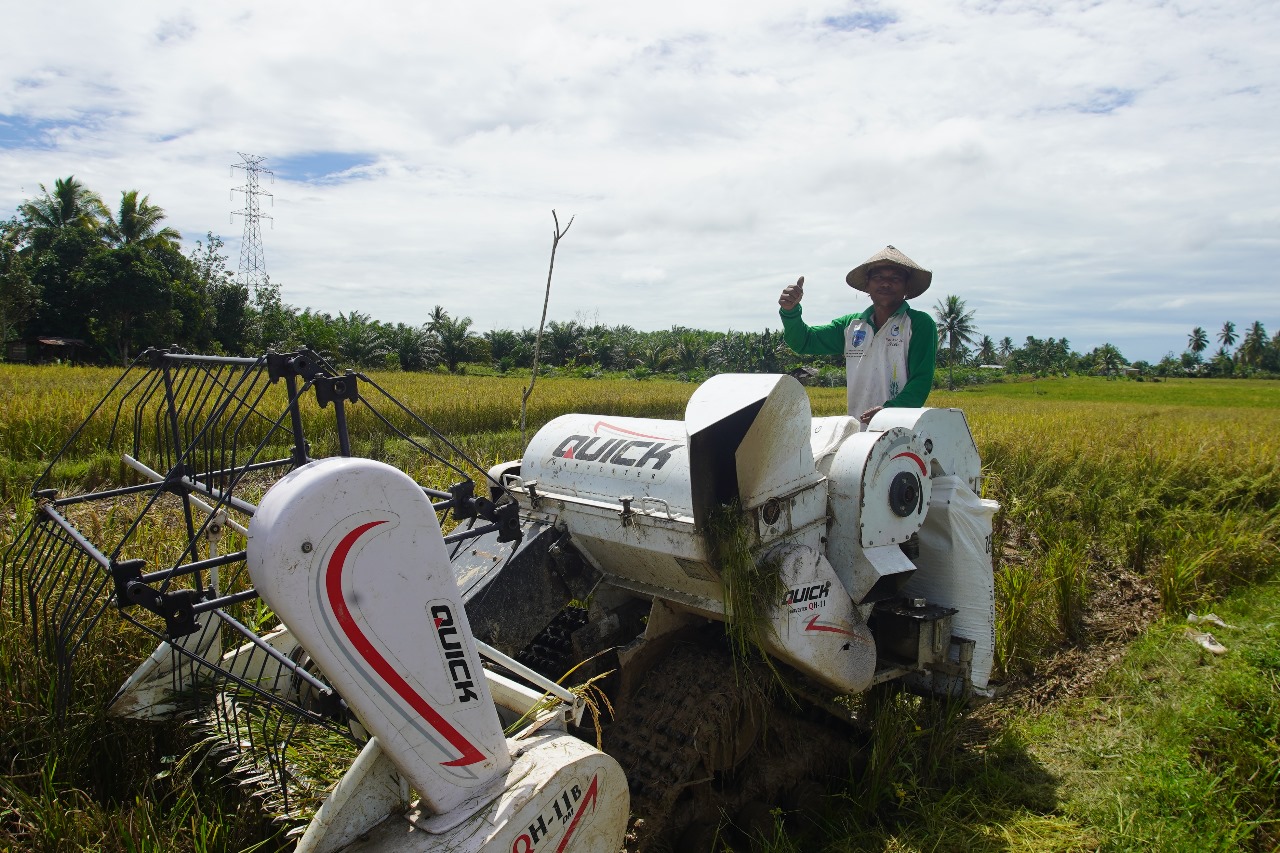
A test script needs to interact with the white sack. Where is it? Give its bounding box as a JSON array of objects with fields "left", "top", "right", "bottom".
[{"left": 901, "top": 475, "right": 999, "bottom": 689}]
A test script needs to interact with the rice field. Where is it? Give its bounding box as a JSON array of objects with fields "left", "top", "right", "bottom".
[{"left": 0, "top": 363, "right": 1277, "bottom": 851}]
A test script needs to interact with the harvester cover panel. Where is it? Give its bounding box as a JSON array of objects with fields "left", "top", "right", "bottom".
[{"left": 248, "top": 456, "right": 512, "bottom": 813}]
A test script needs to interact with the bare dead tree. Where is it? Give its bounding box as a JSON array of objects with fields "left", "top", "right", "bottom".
[{"left": 521, "top": 210, "right": 574, "bottom": 445}]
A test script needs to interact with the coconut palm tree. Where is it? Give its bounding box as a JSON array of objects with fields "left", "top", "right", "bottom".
[
  {"left": 1210, "top": 345, "right": 1234, "bottom": 377},
  {"left": 18, "top": 175, "right": 109, "bottom": 235},
  {"left": 332, "top": 311, "right": 390, "bottom": 368},
  {"left": 1098, "top": 343, "right": 1125, "bottom": 379},
  {"left": 1218, "top": 321, "right": 1237, "bottom": 350},
  {"left": 425, "top": 304, "right": 450, "bottom": 334},
  {"left": 1238, "top": 321, "right": 1267, "bottom": 368},
  {"left": 673, "top": 329, "right": 711, "bottom": 373},
  {"left": 545, "top": 320, "right": 584, "bottom": 367},
  {"left": 998, "top": 336, "right": 1014, "bottom": 362},
  {"left": 933, "top": 295, "right": 978, "bottom": 389},
  {"left": 1188, "top": 327, "right": 1209, "bottom": 355},
  {"left": 977, "top": 335, "right": 997, "bottom": 365},
  {"left": 107, "top": 190, "right": 181, "bottom": 246}
]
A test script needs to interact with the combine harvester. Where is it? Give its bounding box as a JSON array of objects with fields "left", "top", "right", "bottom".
[{"left": 4, "top": 349, "right": 998, "bottom": 851}]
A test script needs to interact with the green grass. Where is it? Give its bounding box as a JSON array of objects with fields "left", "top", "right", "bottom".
[
  {"left": 1016, "top": 578, "right": 1280, "bottom": 852},
  {"left": 750, "top": 580, "right": 1279, "bottom": 852},
  {"left": 939, "top": 375, "right": 1280, "bottom": 408}
]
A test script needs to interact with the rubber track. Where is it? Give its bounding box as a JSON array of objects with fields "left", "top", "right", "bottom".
[
  {"left": 604, "top": 640, "right": 756, "bottom": 852},
  {"left": 607, "top": 641, "right": 861, "bottom": 851}
]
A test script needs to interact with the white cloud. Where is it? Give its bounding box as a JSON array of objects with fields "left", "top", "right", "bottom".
[{"left": 1, "top": 0, "right": 1278, "bottom": 361}]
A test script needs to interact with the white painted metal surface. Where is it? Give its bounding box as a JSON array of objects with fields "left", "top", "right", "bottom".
[
  {"left": 518, "top": 378, "right": 998, "bottom": 706},
  {"left": 867, "top": 407, "right": 983, "bottom": 493},
  {"left": 761, "top": 543, "right": 876, "bottom": 695},
  {"left": 522, "top": 414, "right": 692, "bottom": 515},
  {"left": 295, "top": 737, "right": 408, "bottom": 853},
  {"left": 341, "top": 732, "right": 629, "bottom": 853},
  {"left": 690, "top": 374, "right": 821, "bottom": 509},
  {"left": 107, "top": 626, "right": 224, "bottom": 719},
  {"left": 824, "top": 427, "right": 930, "bottom": 601},
  {"left": 248, "top": 457, "right": 512, "bottom": 815}
]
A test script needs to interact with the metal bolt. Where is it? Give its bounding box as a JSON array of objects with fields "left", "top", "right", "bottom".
[{"left": 301, "top": 542, "right": 313, "bottom": 553}]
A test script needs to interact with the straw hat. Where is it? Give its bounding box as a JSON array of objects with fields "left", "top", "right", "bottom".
[{"left": 845, "top": 245, "right": 932, "bottom": 299}]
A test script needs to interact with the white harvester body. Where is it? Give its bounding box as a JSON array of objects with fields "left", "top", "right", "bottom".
[{"left": 510, "top": 374, "right": 997, "bottom": 696}]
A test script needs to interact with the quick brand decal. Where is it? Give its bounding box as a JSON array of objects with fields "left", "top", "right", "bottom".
[
  {"left": 510, "top": 774, "right": 600, "bottom": 853},
  {"left": 547, "top": 420, "right": 683, "bottom": 481},
  {"left": 783, "top": 580, "right": 830, "bottom": 614},
  {"left": 430, "top": 603, "right": 478, "bottom": 703},
  {"left": 322, "top": 521, "right": 487, "bottom": 769},
  {"left": 804, "top": 614, "right": 872, "bottom": 645}
]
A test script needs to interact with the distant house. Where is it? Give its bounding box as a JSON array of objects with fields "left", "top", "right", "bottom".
[
  {"left": 789, "top": 366, "right": 819, "bottom": 386},
  {"left": 6, "top": 337, "right": 88, "bottom": 364}
]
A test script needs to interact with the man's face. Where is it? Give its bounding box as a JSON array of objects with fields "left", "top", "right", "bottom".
[{"left": 867, "top": 266, "right": 908, "bottom": 309}]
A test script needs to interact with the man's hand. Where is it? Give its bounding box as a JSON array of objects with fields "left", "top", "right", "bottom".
[
  {"left": 778, "top": 276, "right": 804, "bottom": 310},
  {"left": 859, "top": 405, "right": 883, "bottom": 425}
]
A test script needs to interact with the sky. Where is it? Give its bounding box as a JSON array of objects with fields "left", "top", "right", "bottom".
[{"left": 2, "top": 0, "right": 1278, "bottom": 362}]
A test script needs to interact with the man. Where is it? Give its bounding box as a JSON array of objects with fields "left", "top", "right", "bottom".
[{"left": 778, "top": 245, "right": 937, "bottom": 426}]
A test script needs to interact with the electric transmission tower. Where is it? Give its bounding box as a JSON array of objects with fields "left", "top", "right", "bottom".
[{"left": 231, "top": 153, "right": 274, "bottom": 296}]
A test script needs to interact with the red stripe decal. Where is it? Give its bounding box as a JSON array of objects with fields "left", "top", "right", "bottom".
[
  {"left": 592, "top": 420, "right": 672, "bottom": 440},
  {"left": 892, "top": 451, "right": 928, "bottom": 476},
  {"left": 325, "top": 520, "right": 487, "bottom": 768},
  {"left": 804, "top": 614, "right": 859, "bottom": 638},
  {"left": 555, "top": 774, "right": 599, "bottom": 853}
]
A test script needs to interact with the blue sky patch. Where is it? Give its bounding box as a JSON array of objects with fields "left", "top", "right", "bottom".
[
  {"left": 1076, "top": 87, "right": 1136, "bottom": 114},
  {"left": 822, "top": 11, "right": 896, "bottom": 33},
  {"left": 272, "top": 152, "right": 375, "bottom": 183},
  {"left": 0, "top": 114, "right": 64, "bottom": 149}
]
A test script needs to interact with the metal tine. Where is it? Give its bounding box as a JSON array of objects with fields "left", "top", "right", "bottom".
[
  {"left": 175, "top": 358, "right": 280, "bottom": 468},
  {"left": 2, "top": 516, "right": 55, "bottom": 621},
  {"left": 12, "top": 519, "right": 108, "bottom": 714},
  {"left": 172, "top": 361, "right": 221, "bottom": 462},
  {"left": 177, "top": 361, "right": 256, "bottom": 486},
  {"left": 108, "top": 361, "right": 166, "bottom": 458},
  {"left": 21, "top": 524, "right": 76, "bottom": 645},
  {"left": 109, "top": 363, "right": 271, "bottom": 573},
  {"left": 357, "top": 372, "right": 507, "bottom": 491},
  {"left": 351, "top": 374, "right": 476, "bottom": 483},
  {"left": 32, "top": 529, "right": 93, "bottom": 652},
  {"left": 218, "top": 366, "right": 294, "bottom": 489}
]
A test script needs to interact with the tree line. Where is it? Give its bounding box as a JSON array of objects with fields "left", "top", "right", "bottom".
[{"left": 3, "top": 176, "right": 1277, "bottom": 381}]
